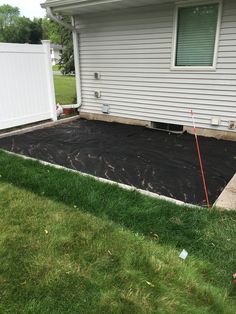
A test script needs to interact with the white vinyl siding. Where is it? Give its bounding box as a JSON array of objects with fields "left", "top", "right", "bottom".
[{"left": 77, "top": 0, "right": 236, "bottom": 132}]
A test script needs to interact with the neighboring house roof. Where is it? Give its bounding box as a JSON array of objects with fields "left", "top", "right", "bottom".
[
  {"left": 50, "top": 43, "right": 63, "bottom": 50},
  {"left": 41, "top": 0, "right": 175, "bottom": 15}
]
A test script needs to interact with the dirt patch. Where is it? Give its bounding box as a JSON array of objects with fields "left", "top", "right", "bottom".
[{"left": 0, "top": 119, "right": 235, "bottom": 205}]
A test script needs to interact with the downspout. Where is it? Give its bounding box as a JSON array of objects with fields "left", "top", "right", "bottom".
[
  {"left": 46, "top": 7, "right": 82, "bottom": 109},
  {"left": 71, "top": 16, "right": 82, "bottom": 109}
]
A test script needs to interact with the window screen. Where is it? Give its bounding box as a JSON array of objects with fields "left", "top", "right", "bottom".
[{"left": 175, "top": 4, "right": 219, "bottom": 66}]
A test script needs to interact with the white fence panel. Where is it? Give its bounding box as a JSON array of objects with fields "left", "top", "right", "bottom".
[{"left": 0, "top": 41, "right": 57, "bottom": 130}]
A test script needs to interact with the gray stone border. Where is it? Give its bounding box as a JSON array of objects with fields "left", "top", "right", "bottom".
[
  {"left": 2, "top": 149, "right": 200, "bottom": 209},
  {"left": 214, "top": 173, "right": 236, "bottom": 210},
  {"left": 0, "top": 116, "right": 80, "bottom": 139}
]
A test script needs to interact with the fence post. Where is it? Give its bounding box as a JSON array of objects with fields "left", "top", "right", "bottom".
[{"left": 41, "top": 40, "right": 57, "bottom": 121}]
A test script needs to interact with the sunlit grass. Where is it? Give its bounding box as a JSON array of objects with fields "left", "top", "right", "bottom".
[{"left": 53, "top": 75, "right": 76, "bottom": 105}]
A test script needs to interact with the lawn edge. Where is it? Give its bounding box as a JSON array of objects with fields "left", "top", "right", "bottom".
[{"left": 1, "top": 149, "right": 201, "bottom": 209}]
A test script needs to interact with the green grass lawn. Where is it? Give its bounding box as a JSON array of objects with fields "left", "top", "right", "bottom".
[
  {"left": 53, "top": 75, "right": 76, "bottom": 105},
  {"left": 0, "top": 150, "right": 236, "bottom": 313},
  {"left": 52, "top": 65, "right": 60, "bottom": 71}
]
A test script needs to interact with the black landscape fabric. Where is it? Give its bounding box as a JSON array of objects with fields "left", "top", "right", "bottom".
[{"left": 0, "top": 119, "right": 235, "bottom": 206}]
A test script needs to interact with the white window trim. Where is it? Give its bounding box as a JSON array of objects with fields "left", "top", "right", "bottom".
[{"left": 171, "top": 0, "right": 223, "bottom": 71}]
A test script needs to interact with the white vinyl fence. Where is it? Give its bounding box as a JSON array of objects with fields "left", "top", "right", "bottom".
[{"left": 0, "top": 41, "right": 57, "bottom": 130}]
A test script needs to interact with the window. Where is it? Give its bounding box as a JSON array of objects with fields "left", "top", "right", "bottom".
[{"left": 173, "top": 2, "right": 220, "bottom": 68}]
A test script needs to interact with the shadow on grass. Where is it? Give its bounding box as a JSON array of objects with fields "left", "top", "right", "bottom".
[
  {"left": 0, "top": 224, "right": 149, "bottom": 314},
  {"left": 0, "top": 150, "right": 236, "bottom": 291}
]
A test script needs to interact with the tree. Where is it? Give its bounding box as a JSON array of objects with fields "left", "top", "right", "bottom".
[
  {"left": 58, "top": 21, "right": 74, "bottom": 75},
  {"left": 0, "top": 4, "right": 19, "bottom": 29},
  {"left": 29, "top": 18, "right": 43, "bottom": 44},
  {"left": 0, "top": 16, "right": 43, "bottom": 44},
  {"left": 42, "top": 17, "right": 74, "bottom": 75},
  {"left": 0, "top": 5, "right": 43, "bottom": 44},
  {"left": 42, "top": 18, "right": 61, "bottom": 44},
  {"left": 0, "top": 4, "right": 19, "bottom": 41}
]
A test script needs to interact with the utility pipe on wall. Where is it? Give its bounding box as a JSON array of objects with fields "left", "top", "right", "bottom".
[
  {"left": 46, "top": 7, "right": 82, "bottom": 108},
  {"left": 71, "top": 16, "right": 82, "bottom": 108}
]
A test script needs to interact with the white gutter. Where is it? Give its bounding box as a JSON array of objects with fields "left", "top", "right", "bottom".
[
  {"left": 46, "top": 7, "right": 74, "bottom": 30},
  {"left": 46, "top": 7, "right": 82, "bottom": 108},
  {"left": 41, "top": 0, "right": 174, "bottom": 12}
]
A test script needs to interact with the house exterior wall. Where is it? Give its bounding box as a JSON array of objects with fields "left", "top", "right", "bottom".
[{"left": 76, "top": 0, "right": 236, "bottom": 133}]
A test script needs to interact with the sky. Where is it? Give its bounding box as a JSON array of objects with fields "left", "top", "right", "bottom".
[{"left": 0, "top": 0, "right": 46, "bottom": 19}]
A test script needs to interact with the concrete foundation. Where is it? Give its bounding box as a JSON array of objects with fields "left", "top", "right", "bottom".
[
  {"left": 79, "top": 112, "right": 150, "bottom": 127},
  {"left": 184, "top": 126, "right": 236, "bottom": 142},
  {"left": 79, "top": 112, "right": 236, "bottom": 141}
]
